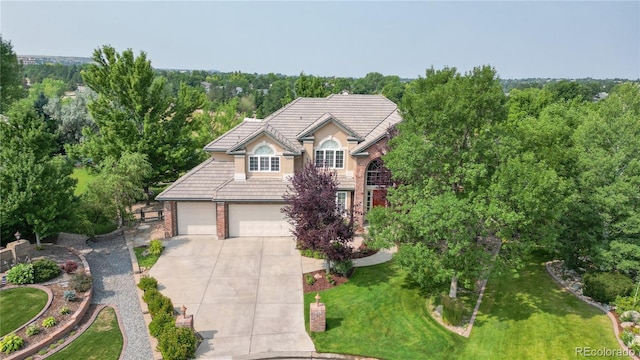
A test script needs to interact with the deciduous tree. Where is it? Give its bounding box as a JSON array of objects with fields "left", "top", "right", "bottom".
[
  {"left": 369, "top": 66, "right": 507, "bottom": 297},
  {"left": 80, "top": 45, "right": 206, "bottom": 196},
  {"left": 0, "top": 99, "right": 76, "bottom": 245},
  {"left": 283, "top": 161, "right": 354, "bottom": 263},
  {"left": 0, "top": 37, "right": 26, "bottom": 114}
]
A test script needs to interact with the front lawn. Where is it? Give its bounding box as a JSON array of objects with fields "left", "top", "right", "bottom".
[
  {"left": 48, "top": 307, "right": 123, "bottom": 360},
  {"left": 304, "top": 261, "right": 464, "bottom": 359},
  {"left": 458, "top": 256, "right": 624, "bottom": 360},
  {"left": 306, "top": 257, "right": 625, "bottom": 359},
  {"left": 0, "top": 287, "right": 49, "bottom": 337}
]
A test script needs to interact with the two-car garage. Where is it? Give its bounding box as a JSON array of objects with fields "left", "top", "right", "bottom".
[
  {"left": 175, "top": 202, "right": 291, "bottom": 237},
  {"left": 228, "top": 204, "right": 291, "bottom": 237}
]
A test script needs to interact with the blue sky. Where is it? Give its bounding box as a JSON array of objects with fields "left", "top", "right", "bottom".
[{"left": 1, "top": 1, "right": 639, "bottom": 79}]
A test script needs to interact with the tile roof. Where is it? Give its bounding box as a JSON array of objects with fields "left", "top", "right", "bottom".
[
  {"left": 204, "top": 94, "right": 401, "bottom": 154},
  {"left": 156, "top": 159, "right": 233, "bottom": 201},
  {"left": 163, "top": 94, "right": 401, "bottom": 202}
]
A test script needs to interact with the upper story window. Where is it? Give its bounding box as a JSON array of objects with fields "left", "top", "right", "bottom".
[
  {"left": 315, "top": 139, "right": 344, "bottom": 169},
  {"left": 249, "top": 145, "right": 280, "bottom": 172}
]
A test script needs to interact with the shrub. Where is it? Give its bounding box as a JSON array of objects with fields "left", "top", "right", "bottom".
[
  {"left": 300, "top": 248, "right": 325, "bottom": 259},
  {"left": 614, "top": 295, "right": 640, "bottom": 313},
  {"left": 149, "top": 239, "right": 164, "bottom": 257},
  {"left": 138, "top": 276, "right": 159, "bottom": 292},
  {"left": 583, "top": 272, "right": 634, "bottom": 304},
  {"left": 621, "top": 330, "right": 634, "bottom": 346},
  {"left": 42, "top": 316, "right": 56, "bottom": 328},
  {"left": 149, "top": 312, "right": 175, "bottom": 338},
  {"left": 144, "top": 288, "right": 174, "bottom": 317},
  {"left": 26, "top": 325, "right": 40, "bottom": 336},
  {"left": 332, "top": 259, "right": 353, "bottom": 277},
  {"left": 149, "top": 294, "right": 174, "bottom": 318},
  {"left": 326, "top": 273, "right": 336, "bottom": 285},
  {"left": 59, "top": 306, "right": 71, "bottom": 315},
  {"left": 71, "top": 271, "right": 92, "bottom": 292},
  {"left": 441, "top": 295, "right": 466, "bottom": 326},
  {"left": 157, "top": 327, "right": 198, "bottom": 360},
  {"left": 305, "top": 274, "right": 315, "bottom": 285},
  {"left": 60, "top": 260, "right": 78, "bottom": 274},
  {"left": 63, "top": 290, "right": 76, "bottom": 301},
  {"left": 33, "top": 259, "right": 61, "bottom": 283},
  {"left": 143, "top": 288, "right": 162, "bottom": 304},
  {"left": 6, "top": 263, "right": 34, "bottom": 285},
  {"left": 0, "top": 333, "right": 24, "bottom": 354}
]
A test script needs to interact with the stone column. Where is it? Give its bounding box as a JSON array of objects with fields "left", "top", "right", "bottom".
[{"left": 310, "top": 293, "right": 326, "bottom": 332}]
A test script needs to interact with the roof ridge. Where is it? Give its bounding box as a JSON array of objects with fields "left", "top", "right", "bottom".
[
  {"left": 363, "top": 107, "right": 398, "bottom": 138},
  {"left": 212, "top": 176, "right": 234, "bottom": 200},
  {"left": 263, "top": 123, "right": 299, "bottom": 152}
]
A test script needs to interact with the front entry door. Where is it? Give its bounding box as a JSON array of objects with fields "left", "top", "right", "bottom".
[{"left": 372, "top": 189, "right": 387, "bottom": 207}]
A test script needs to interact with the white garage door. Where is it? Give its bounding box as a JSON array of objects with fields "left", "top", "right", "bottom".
[
  {"left": 177, "top": 202, "right": 216, "bottom": 235},
  {"left": 229, "top": 204, "right": 291, "bottom": 237}
]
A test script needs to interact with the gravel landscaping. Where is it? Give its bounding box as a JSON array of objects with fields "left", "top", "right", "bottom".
[{"left": 86, "top": 235, "right": 153, "bottom": 360}]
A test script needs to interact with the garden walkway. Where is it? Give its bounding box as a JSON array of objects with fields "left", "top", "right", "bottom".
[{"left": 85, "top": 234, "right": 153, "bottom": 360}]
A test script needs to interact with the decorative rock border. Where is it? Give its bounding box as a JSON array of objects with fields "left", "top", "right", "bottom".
[
  {"left": 545, "top": 261, "right": 640, "bottom": 360},
  {"left": 2, "top": 246, "right": 93, "bottom": 360}
]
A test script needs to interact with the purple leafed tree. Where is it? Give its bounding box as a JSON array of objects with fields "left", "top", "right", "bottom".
[{"left": 282, "top": 161, "right": 354, "bottom": 262}]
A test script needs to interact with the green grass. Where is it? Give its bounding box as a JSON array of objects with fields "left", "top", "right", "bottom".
[
  {"left": 458, "top": 256, "right": 625, "bottom": 360},
  {"left": 134, "top": 247, "right": 161, "bottom": 269},
  {"left": 0, "top": 287, "right": 49, "bottom": 337},
  {"left": 70, "top": 167, "right": 96, "bottom": 196},
  {"left": 305, "top": 261, "right": 464, "bottom": 359},
  {"left": 306, "top": 257, "right": 626, "bottom": 360},
  {"left": 48, "top": 307, "right": 123, "bottom": 360}
]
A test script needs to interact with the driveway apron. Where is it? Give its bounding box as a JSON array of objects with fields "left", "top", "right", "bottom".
[{"left": 148, "top": 236, "right": 315, "bottom": 358}]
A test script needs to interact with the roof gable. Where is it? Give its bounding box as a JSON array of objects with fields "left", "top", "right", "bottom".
[
  {"left": 203, "top": 94, "right": 401, "bottom": 154},
  {"left": 296, "top": 113, "right": 364, "bottom": 141},
  {"left": 227, "top": 123, "right": 302, "bottom": 155}
]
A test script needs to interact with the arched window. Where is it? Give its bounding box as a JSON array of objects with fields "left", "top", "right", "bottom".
[
  {"left": 315, "top": 139, "right": 344, "bottom": 168},
  {"left": 366, "top": 159, "right": 384, "bottom": 186},
  {"left": 249, "top": 144, "right": 280, "bottom": 172}
]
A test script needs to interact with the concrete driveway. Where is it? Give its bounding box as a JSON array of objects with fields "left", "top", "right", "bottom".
[{"left": 148, "top": 236, "right": 315, "bottom": 358}]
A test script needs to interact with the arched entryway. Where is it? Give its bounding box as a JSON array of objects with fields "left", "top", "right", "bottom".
[{"left": 365, "top": 158, "right": 391, "bottom": 214}]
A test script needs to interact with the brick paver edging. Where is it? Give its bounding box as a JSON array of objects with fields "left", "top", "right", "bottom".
[
  {"left": 4, "top": 247, "right": 93, "bottom": 360},
  {"left": 545, "top": 261, "right": 640, "bottom": 360}
]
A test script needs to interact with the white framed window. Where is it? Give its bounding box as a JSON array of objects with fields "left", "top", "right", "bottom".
[
  {"left": 315, "top": 139, "right": 345, "bottom": 168},
  {"left": 336, "top": 191, "right": 347, "bottom": 213},
  {"left": 249, "top": 145, "right": 280, "bottom": 172}
]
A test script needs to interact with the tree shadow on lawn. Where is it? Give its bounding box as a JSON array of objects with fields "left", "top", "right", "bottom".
[
  {"left": 348, "top": 261, "right": 398, "bottom": 289},
  {"left": 473, "top": 257, "right": 605, "bottom": 326}
]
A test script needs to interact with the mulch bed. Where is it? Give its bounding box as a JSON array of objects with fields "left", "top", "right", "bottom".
[{"left": 303, "top": 269, "right": 350, "bottom": 293}]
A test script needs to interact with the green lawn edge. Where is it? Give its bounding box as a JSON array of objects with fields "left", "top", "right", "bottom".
[
  {"left": 0, "top": 287, "right": 49, "bottom": 337},
  {"left": 47, "top": 306, "right": 123, "bottom": 360},
  {"left": 305, "top": 258, "right": 625, "bottom": 360}
]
